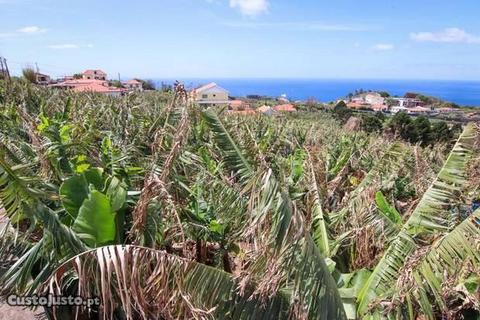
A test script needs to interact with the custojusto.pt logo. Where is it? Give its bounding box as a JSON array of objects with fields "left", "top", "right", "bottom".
[{"left": 7, "top": 294, "right": 100, "bottom": 308}]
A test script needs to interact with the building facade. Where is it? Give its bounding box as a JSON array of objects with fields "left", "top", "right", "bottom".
[
  {"left": 82, "top": 69, "right": 107, "bottom": 81},
  {"left": 123, "top": 79, "right": 143, "bottom": 91},
  {"left": 192, "top": 82, "right": 229, "bottom": 107}
]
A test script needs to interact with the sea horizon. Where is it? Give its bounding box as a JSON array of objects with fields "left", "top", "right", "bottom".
[{"left": 152, "top": 78, "right": 480, "bottom": 107}]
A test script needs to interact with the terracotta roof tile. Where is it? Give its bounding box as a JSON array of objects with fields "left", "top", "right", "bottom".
[{"left": 273, "top": 104, "right": 296, "bottom": 112}]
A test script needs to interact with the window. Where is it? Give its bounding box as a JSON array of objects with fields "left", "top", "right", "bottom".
[
  {"left": 202, "top": 94, "right": 208, "bottom": 99},
  {"left": 213, "top": 94, "right": 216, "bottom": 97}
]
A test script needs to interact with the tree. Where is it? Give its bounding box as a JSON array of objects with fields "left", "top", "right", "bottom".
[
  {"left": 73, "top": 73, "right": 83, "bottom": 79},
  {"left": 430, "top": 121, "right": 452, "bottom": 143},
  {"left": 387, "top": 112, "right": 411, "bottom": 139},
  {"left": 109, "top": 80, "right": 124, "bottom": 88},
  {"left": 416, "top": 94, "right": 431, "bottom": 104},
  {"left": 361, "top": 114, "right": 383, "bottom": 133},
  {"left": 375, "top": 111, "right": 386, "bottom": 121},
  {"left": 333, "top": 100, "right": 352, "bottom": 122},
  {"left": 135, "top": 78, "right": 156, "bottom": 90},
  {"left": 385, "top": 97, "right": 397, "bottom": 107},
  {"left": 22, "top": 67, "right": 37, "bottom": 83},
  {"left": 378, "top": 91, "right": 390, "bottom": 98},
  {"left": 160, "top": 81, "right": 173, "bottom": 92},
  {"left": 412, "top": 116, "right": 432, "bottom": 145},
  {"left": 404, "top": 92, "right": 418, "bottom": 99}
]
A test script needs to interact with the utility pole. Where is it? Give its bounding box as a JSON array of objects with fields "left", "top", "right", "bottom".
[
  {"left": 0, "top": 57, "right": 4, "bottom": 77},
  {"left": 0, "top": 56, "right": 11, "bottom": 82},
  {"left": 0, "top": 56, "right": 12, "bottom": 95}
]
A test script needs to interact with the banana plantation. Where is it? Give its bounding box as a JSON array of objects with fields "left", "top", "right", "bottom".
[{"left": 0, "top": 81, "right": 479, "bottom": 319}]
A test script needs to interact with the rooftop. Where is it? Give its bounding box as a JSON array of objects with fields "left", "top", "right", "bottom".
[
  {"left": 83, "top": 69, "right": 107, "bottom": 75},
  {"left": 194, "top": 82, "right": 228, "bottom": 94},
  {"left": 273, "top": 104, "right": 296, "bottom": 112},
  {"left": 72, "top": 83, "right": 124, "bottom": 93}
]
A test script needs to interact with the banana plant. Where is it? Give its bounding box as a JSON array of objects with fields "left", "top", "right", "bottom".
[
  {"left": 59, "top": 167, "right": 127, "bottom": 246},
  {"left": 358, "top": 123, "right": 477, "bottom": 318}
]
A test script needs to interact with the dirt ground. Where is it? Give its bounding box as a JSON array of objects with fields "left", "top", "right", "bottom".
[
  {"left": 0, "top": 212, "right": 42, "bottom": 319},
  {"left": 0, "top": 302, "right": 41, "bottom": 319}
]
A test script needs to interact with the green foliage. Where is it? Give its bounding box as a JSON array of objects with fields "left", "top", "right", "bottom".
[
  {"left": 333, "top": 101, "right": 352, "bottom": 122},
  {"left": 393, "top": 175, "right": 416, "bottom": 200},
  {"left": 378, "top": 91, "right": 390, "bottom": 98},
  {"left": 361, "top": 114, "right": 383, "bottom": 133},
  {"left": 430, "top": 121, "right": 453, "bottom": 143},
  {"left": 374, "top": 191, "right": 402, "bottom": 225},
  {"left": 109, "top": 80, "right": 124, "bottom": 88},
  {"left": 59, "top": 167, "right": 126, "bottom": 243},
  {"left": 22, "top": 67, "right": 36, "bottom": 84},
  {"left": 72, "top": 190, "right": 117, "bottom": 246},
  {"left": 135, "top": 78, "right": 156, "bottom": 90},
  {"left": 0, "top": 81, "right": 478, "bottom": 319},
  {"left": 388, "top": 112, "right": 457, "bottom": 146},
  {"left": 358, "top": 123, "right": 477, "bottom": 316}
]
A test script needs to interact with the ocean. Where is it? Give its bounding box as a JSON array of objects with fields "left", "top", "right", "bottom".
[{"left": 154, "top": 78, "right": 480, "bottom": 107}]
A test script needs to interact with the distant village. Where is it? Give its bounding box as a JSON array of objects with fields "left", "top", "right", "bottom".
[
  {"left": 338, "top": 91, "right": 461, "bottom": 116},
  {"left": 191, "top": 82, "right": 296, "bottom": 115},
  {"left": 35, "top": 69, "right": 144, "bottom": 96},
  {"left": 9, "top": 67, "right": 479, "bottom": 120},
  {"left": 33, "top": 70, "right": 297, "bottom": 115},
  {"left": 189, "top": 82, "right": 477, "bottom": 120}
]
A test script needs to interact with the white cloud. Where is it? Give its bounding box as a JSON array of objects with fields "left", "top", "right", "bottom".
[
  {"left": 373, "top": 43, "right": 394, "bottom": 51},
  {"left": 410, "top": 28, "right": 480, "bottom": 44},
  {"left": 229, "top": 0, "right": 268, "bottom": 16},
  {"left": 17, "top": 26, "right": 47, "bottom": 34},
  {"left": 48, "top": 43, "right": 94, "bottom": 49}
]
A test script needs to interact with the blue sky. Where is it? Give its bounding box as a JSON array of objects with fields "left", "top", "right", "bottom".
[{"left": 1, "top": 0, "right": 479, "bottom": 80}]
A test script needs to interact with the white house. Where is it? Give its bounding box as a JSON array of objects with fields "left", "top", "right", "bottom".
[
  {"left": 407, "top": 106, "right": 430, "bottom": 115},
  {"left": 364, "top": 93, "right": 385, "bottom": 105},
  {"left": 192, "top": 82, "right": 229, "bottom": 107},
  {"left": 392, "top": 97, "right": 425, "bottom": 108},
  {"left": 391, "top": 106, "right": 409, "bottom": 114}
]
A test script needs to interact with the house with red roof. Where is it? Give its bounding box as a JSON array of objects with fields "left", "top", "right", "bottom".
[
  {"left": 273, "top": 104, "right": 296, "bottom": 112},
  {"left": 257, "top": 105, "right": 275, "bottom": 115},
  {"left": 346, "top": 102, "right": 364, "bottom": 109},
  {"left": 123, "top": 79, "right": 143, "bottom": 91},
  {"left": 82, "top": 69, "right": 107, "bottom": 81},
  {"left": 228, "top": 99, "right": 251, "bottom": 111},
  {"left": 72, "top": 83, "right": 124, "bottom": 96},
  {"left": 49, "top": 79, "right": 125, "bottom": 96},
  {"left": 371, "top": 104, "right": 388, "bottom": 112}
]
